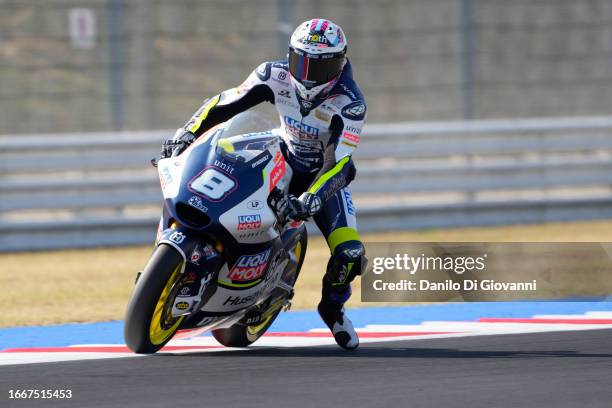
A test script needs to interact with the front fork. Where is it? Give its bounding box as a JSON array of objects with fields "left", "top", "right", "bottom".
[{"left": 157, "top": 224, "right": 222, "bottom": 318}]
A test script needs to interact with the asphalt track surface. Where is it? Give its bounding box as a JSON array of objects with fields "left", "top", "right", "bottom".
[{"left": 2, "top": 329, "right": 611, "bottom": 408}]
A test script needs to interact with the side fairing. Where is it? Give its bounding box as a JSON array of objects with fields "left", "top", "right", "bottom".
[{"left": 156, "top": 124, "right": 296, "bottom": 314}]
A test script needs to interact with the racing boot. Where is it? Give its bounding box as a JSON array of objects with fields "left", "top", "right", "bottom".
[{"left": 317, "top": 281, "right": 359, "bottom": 350}]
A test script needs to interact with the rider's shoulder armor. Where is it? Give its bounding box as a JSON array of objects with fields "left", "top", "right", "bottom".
[
  {"left": 239, "top": 61, "right": 292, "bottom": 99},
  {"left": 324, "top": 62, "right": 367, "bottom": 159},
  {"left": 254, "top": 61, "right": 272, "bottom": 81},
  {"left": 326, "top": 63, "right": 367, "bottom": 123},
  {"left": 268, "top": 61, "right": 292, "bottom": 90}
]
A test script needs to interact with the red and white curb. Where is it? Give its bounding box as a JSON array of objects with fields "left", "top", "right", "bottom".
[{"left": 2, "top": 311, "right": 612, "bottom": 366}]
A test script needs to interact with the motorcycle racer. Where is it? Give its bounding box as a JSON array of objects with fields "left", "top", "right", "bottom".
[{"left": 162, "top": 19, "right": 367, "bottom": 350}]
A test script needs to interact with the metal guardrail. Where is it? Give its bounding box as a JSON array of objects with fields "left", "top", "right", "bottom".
[{"left": 1, "top": 115, "right": 612, "bottom": 251}]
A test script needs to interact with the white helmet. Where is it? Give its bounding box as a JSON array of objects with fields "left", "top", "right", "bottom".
[{"left": 288, "top": 19, "right": 348, "bottom": 101}]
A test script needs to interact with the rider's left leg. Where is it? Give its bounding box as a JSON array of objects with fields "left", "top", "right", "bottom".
[{"left": 313, "top": 187, "right": 366, "bottom": 350}]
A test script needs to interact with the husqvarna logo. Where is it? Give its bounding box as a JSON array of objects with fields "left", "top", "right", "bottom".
[
  {"left": 169, "top": 231, "right": 186, "bottom": 244},
  {"left": 284, "top": 116, "right": 319, "bottom": 139}
]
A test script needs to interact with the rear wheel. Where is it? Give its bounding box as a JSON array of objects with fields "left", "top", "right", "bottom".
[
  {"left": 212, "top": 299, "right": 284, "bottom": 347},
  {"left": 212, "top": 231, "right": 307, "bottom": 347},
  {"left": 124, "top": 244, "right": 186, "bottom": 354}
]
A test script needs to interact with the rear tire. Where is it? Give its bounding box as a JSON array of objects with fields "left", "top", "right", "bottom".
[
  {"left": 212, "top": 230, "right": 308, "bottom": 347},
  {"left": 212, "top": 307, "right": 282, "bottom": 347},
  {"left": 124, "top": 244, "right": 185, "bottom": 354}
]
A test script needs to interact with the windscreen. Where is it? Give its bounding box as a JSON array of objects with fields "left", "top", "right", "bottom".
[{"left": 216, "top": 132, "right": 277, "bottom": 164}]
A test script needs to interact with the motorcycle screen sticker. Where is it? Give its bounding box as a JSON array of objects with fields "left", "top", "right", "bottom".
[
  {"left": 188, "top": 196, "right": 209, "bottom": 212},
  {"left": 169, "top": 231, "right": 186, "bottom": 244},
  {"left": 190, "top": 249, "right": 201, "bottom": 265},
  {"left": 247, "top": 199, "right": 264, "bottom": 211},
  {"left": 159, "top": 165, "right": 173, "bottom": 190},
  {"left": 237, "top": 214, "right": 262, "bottom": 230},
  {"left": 269, "top": 151, "right": 286, "bottom": 191},
  {"left": 203, "top": 244, "right": 217, "bottom": 260},
  {"left": 157, "top": 156, "right": 184, "bottom": 199},
  {"left": 189, "top": 167, "right": 237, "bottom": 201},
  {"left": 227, "top": 248, "right": 272, "bottom": 283}
]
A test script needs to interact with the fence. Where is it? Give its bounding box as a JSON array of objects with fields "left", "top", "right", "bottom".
[
  {"left": 3, "top": 0, "right": 612, "bottom": 134},
  {"left": 2, "top": 115, "right": 612, "bottom": 251}
]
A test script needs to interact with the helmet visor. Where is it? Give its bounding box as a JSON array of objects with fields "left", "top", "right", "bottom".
[{"left": 288, "top": 49, "right": 345, "bottom": 86}]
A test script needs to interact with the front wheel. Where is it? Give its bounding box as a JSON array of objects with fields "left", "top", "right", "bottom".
[{"left": 124, "top": 244, "right": 186, "bottom": 354}]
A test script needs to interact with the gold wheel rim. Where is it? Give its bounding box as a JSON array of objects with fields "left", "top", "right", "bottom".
[
  {"left": 246, "top": 314, "right": 273, "bottom": 337},
  {"left": 245, "top": 238, "right": 304, "bottom": 341},
  {"left": 294, "top": 242, "right": 302, "bottom": 265},
  {"left": 149, "top": 263, "right": 185, "bottom": 346}
]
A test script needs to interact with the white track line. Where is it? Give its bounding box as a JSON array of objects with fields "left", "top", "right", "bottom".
[{"left": 3, "top": 312, "right": 612, "bottom": 366}]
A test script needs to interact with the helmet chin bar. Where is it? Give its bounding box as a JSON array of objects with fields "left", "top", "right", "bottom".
[{"left": 290, "top": 75, "right": 340, "bottom": 102}]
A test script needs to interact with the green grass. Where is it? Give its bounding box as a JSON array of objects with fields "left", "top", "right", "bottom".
[{"left": 1, "top": 219, "right": 611, "bottom": 327}]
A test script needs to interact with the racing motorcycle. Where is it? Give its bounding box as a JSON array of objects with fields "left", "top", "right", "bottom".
[{"left": 124, "top": 113, "right": 307, "bottom": 354}]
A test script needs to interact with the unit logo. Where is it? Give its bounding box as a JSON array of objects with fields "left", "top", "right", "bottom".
[
  {"left": 213, "top": 159, "right": 235, "bottom": 174},
  {"left": 228, "top": 248, "right": 271, "bottom": 282},
  {"left": 237, "top": 214, "right": 262, "bottom": 230}
]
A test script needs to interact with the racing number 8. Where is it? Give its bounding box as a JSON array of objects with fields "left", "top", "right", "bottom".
[{"left": 190, "top": 168, "right": 235, "bottom": 200}]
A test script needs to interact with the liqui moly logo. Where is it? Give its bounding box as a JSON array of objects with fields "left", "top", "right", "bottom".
[
  {"left": 237, "top": 214, "right": 261, "bottom": 230},
  {"left": 228, "top": 249, "right": 271, "bottom": 282},
  {"left": 284, "top": 116, "right": 319, "bottom": 139}
]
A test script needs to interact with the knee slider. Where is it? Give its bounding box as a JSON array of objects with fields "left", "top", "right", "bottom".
[{"left": 326, "top": 241, "right": 366, "bottom": 286}]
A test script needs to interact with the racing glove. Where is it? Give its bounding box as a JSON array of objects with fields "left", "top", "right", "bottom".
[
  {"left": 269, "top": 191, "right": 308, "bottom": 224},
  {"left": 160, "top": 130, "right": 197, "bottom": 159},
  {"left": 298, "top": 192, "right": 323, "bottom": 217}
]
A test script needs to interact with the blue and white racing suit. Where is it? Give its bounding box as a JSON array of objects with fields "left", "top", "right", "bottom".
[{"left": 182, "top": 59, "right": 367, "bottom": 300}]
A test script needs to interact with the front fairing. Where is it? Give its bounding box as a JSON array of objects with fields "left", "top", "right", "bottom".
[
  {"left": 157, "top": 125, "right": 291, "bottom": 245},
  {"left": 159, "top": 128, "right": 264, "bottom": 233}
]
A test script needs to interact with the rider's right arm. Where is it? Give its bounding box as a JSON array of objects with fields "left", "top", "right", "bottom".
[{"left": 182, "top": 62, "right": 275, "bottom": 137}]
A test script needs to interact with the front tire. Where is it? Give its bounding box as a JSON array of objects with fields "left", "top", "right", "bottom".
[{"left": 124, "top": 244, "right": 186, "bottom": 354}]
